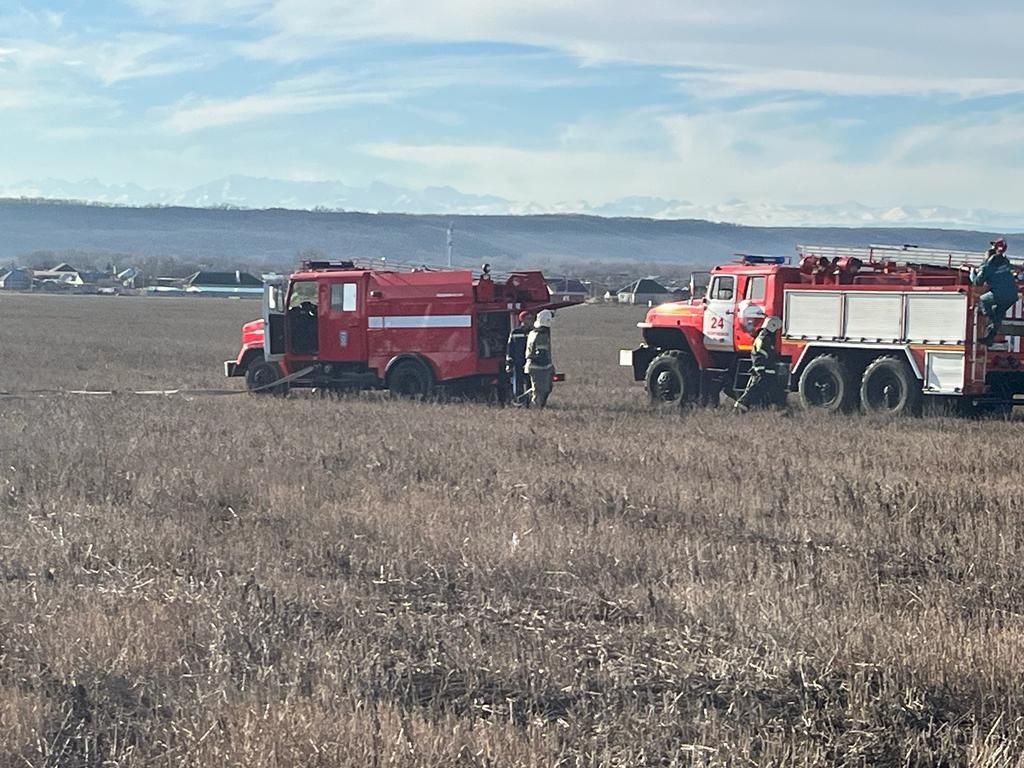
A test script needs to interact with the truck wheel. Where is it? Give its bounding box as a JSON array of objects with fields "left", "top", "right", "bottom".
[
  {"left": 645, "top": 350, "right": 699, "bottom": 408},
  {"left": 860, "top": 356, "right": 921, "bottom": 416},
  {"left": 798, "top": 355, "right": 854, "bottom": 413},
  {"left": 246, "top": 360, "right": 288, "bottom": 396},
  {"left": 387, "top": 359, "right": 434, "bottom": 399}
]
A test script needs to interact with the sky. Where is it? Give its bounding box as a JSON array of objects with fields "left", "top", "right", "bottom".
[{"left": 2, "top": 1, "right": 1024, "bottom": 225}]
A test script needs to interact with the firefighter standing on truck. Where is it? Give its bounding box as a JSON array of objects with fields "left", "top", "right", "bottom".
[
  {"left": 524, "top": 309, "right": 555, "bottom": 408},
  {"left": 505, "top": 310, "right": 534, "bottom": 403},
  {"left": 973, "top": 238, "right": 1018, "bottom": 345},
  {"left": 735, "top": 316, "right": 783, "bottom": 412}
]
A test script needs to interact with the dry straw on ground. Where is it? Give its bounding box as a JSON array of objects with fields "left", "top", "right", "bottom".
[{"left": 3, "top": 294, "right": 1024, "bottom": 766}]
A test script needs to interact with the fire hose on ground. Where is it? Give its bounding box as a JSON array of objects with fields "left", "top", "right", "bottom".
[{"left": 0, "top": 367, "right": 315, "bottom": 400}]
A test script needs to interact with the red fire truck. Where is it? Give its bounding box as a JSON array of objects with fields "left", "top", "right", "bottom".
[
  {"left": 224, "top": 260, "right": 576, "bottom": 398},
  {"left": 621, "top": 244, "right": 1024, "bottom": 415}
]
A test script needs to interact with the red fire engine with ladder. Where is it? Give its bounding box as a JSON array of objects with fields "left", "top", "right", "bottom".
[
  {"left": 225, "top": 260, "right": 578, "bottom": 398},
  {"left": 621, "top": 243, "right": 1024, "bottom": 415}
]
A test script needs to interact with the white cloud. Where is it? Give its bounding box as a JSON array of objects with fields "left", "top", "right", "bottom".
[
  {"left": 234, "top": 0, "right": 1024, "bottom": 97},
  {"left": 362, "top": 140, "right": 640, "bottom": 203},
  {"left": 884, "top": 110, "right": 1024, "bottom": 165},
  {"left": 671, "top": 69, "right": 1024, "bottom": 99},
  {"left": 88, "top": 33, "right": 208, "bottom": 85},
  {"left": 359, "top": 100, "right": 1024, "bottom": 214},
  {"left": 128, "top": 0, "right": 270, "bottom": 24},
  {"left": 161, "top": 71, "right": 399, "bottom": 132},
  {"left": 0, "top": 32, "right": 204, "bottom": 86}
]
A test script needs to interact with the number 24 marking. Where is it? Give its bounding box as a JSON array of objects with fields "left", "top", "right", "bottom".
[{"left": 710, "top": 315, "right": 726, "bottom": 330}]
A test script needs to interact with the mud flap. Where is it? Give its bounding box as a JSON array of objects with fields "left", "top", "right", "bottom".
[{"left": 620, "top": 346, "right": 658, "bottom": 382}]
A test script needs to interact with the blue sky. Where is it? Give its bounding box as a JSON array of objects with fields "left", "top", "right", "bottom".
[{"left": 2, "top": 1, "right": 1024, "bottom": 225}]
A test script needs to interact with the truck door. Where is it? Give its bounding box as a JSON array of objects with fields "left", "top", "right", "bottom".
[
  {"left": 734, "top": 274, "right": 768, "bottom": 350},
  {"left": 286, "top": 279, "right": 320, "bottom": 356},
  {"left": 323, "top": 277, "right": 367, "bottom": 363},
  {"left": 263, "top": 278, "right": 287, "bottom": 361},
  {"left": 703, "top": 274, "right": 736, "bottom": 350}
]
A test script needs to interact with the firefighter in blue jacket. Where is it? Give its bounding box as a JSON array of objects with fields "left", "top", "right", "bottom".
[
  {"left": 974, "top": 238, "right": 1019, "bottom": 345},
  {"left": 505, "top": 310, "right": 534, "bottom": 402}
]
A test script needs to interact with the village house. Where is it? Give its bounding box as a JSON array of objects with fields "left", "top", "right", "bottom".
[
  {"left": 547, "top": 277, "right": 589, "bottom": 304},
  {"left": 183, "top": 270, "right": 263, "bottom": 297},
  {"left": 0, "top": 267, "right": 33, "bottom": 290},
  {"left": 33, "top": 262, "right": 84, "bottom": 289},
  {"left": 615, "top": 278, "right": 676, "bottom": 306}
]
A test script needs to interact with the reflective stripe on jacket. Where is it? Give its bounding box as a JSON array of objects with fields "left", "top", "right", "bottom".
[{"left": 750, "top": 330, "right": 777, "bottom": 373}]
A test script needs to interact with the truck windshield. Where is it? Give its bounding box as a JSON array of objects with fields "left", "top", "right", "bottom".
[{"left": 289, "top": 280, "right": 318, "bottom": 309}]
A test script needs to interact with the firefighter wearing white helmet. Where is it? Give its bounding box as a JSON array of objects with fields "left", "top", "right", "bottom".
[
  {"left": 524, "top": 309, "right": 555, "bottom": 408},
  {"left": 735, "top": 316, "right": 783, "bottom": 411}
]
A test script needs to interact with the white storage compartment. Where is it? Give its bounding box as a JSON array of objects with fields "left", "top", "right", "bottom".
[
  {"left": 924, "top": 350, "right": 965, "bottom": 393},
  {"left": 843, "top": 293, "right": 903, "bottom": 341},
  {"left": 905, "top": 294, "right": 967, "bottom": 344},
  {"left": 784, "top": 291, "right": 842, "bottom": 339}
]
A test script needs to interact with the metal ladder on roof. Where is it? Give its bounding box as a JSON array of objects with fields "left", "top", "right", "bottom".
[{"left": 797, "top": 243, "right": 1017, "bottom": 270}]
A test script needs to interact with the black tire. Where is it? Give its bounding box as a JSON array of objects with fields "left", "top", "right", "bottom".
[
  {"left": 246, "top": 360, "right": 288, "bottom": 396},
  {"left": 387, "top": 359, "right": 434, "bottom": 399},
  {"left": 860, "top": 356, "right": 922, "bottom": 416},
  {"left": 645, "top": 350, "right": 700, "bottom": 407},
  {"left": 798, "top": 354, "right": 855, "bottom": 413}
]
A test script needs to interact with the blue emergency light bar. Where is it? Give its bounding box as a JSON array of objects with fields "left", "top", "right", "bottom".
[{"left": 735, "top": 253, "right": 789, "bottom": 265}]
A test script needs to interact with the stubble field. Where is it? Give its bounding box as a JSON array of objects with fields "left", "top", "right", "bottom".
[{"left": 3, "top": 293, "right": 1024, "bottom": 767}]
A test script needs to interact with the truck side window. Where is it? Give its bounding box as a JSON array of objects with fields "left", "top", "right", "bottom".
[
  {"left": 268, "top": 284, "right": 285, "bottom": 311},
  {"left": 744, "top": 276, "right": 766, "bottom": 302},
  {"left": 711, "top": 275, "right": 735, "bottom": 301},
  {"left": 330, "top": 283, "right": 357, "bottom": 312}
]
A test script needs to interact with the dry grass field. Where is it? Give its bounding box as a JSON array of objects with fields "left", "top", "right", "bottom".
[{"left": 4, "top": 293, "right": 1024, "bottom": 766}]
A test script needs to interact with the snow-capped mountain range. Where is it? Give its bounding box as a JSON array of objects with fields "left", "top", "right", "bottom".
[{"left": 2, "top": 175, "right": 1020, "bottom": 231}]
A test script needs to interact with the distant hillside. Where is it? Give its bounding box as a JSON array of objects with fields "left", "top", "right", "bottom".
[{"left": 0, "top": 198, "right": 1004, "bottom": 272}]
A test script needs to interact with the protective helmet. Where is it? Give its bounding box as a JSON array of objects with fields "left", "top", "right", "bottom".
[
  {"left": 535, "top": 309, "right": 554, "bottom": 328},
  {"left": 762, "top": 316, "right": 783, "bottom": 333},
  {"left": 518, "top": 310, "right": 532, "bottom": 323}
]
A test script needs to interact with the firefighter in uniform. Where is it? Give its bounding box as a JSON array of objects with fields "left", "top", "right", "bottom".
[
  {"left": 973, "top": 238, "right": 1018, "bottom": 345},
  {"left": 524, "top": 309, "right": 555, "bottom": 408},
  {"left": 735, "top": 316, "right": 783, "bottom": 412},
  {"left": 505, "top": 310, "right": 534, "bottom": 403}
]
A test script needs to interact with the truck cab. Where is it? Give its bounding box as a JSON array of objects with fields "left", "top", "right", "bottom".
[{"left": 623, "top": 255, "right": 797, "bottom": 404}]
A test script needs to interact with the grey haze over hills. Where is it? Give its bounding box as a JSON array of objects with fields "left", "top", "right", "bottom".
[
  {"left": 0, "top": 197, "right": 1011, "bottom": 273},
  {"left": 3, "top": 175, "right": 1023, "bottom": 231}
]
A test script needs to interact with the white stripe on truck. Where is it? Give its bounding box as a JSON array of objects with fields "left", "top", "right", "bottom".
[{"left": 368, "top": 314, "right": 473, "bottom": 329}]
